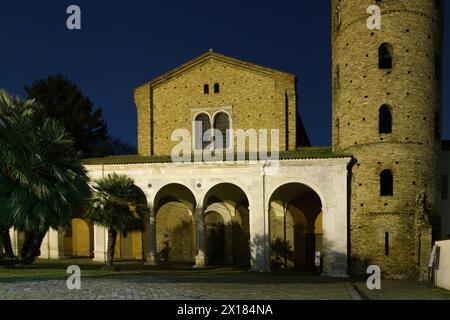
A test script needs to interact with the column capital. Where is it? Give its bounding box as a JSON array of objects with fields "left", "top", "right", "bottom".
[{"left": 195, "top": 205, "right": 204, "bottom": 217}]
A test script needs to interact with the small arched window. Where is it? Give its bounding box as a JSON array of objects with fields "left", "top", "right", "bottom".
[
  {"left": 204, "top": 84, "right": 209, "bottom": 94},
  {"left": 379, "top": 43, "right": 393, "bottom": 69},
  {"left": 380, "top": 170, "right": 393, "bottom": 196},
  {"left": 194, "top": 113, "right": 211, "bottom": 149},
  {"left": 213, "top": 112, "right": 230, "bottom": 149},
  {"left": 379, "top": 105, "right": 392, "bottom": 134},
  {"left": 214, "top": 83, "right": 220, "bottom": 93}
]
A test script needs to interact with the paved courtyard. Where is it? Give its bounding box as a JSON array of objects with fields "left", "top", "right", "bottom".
[{"left": 1, "top": 264, "right": 450, "bottom": 300}]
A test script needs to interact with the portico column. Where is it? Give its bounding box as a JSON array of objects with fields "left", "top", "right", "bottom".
[
  {"left": 93, "top": 224, "right": 107, "bottom": 262},
  {"left": 145, "top": 206, "right": 157, "bottom": 265},
  {"left": 194, "top": 206, "right": 208, "bottom": 268}
]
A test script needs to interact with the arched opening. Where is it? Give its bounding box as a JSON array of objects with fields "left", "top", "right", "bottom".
[
  {"left": 64, "top": 214, "right": 94, "bottom": 258},
  {"left": 203, "top": 84, "right": 209, "bottom": 94},
  {"left": 205, "top": 211, "right": 225, "bottom": 264},
  {"left": 213, "top": 112, "right": 230, "bottom": 149},
  {"left": 214, "top": 83, "right": 220, "bottom": 93},
  {"left": 203, "top": 183, "right": 250, "bottom": 266},
  {"left": 379, "top": 43, "right": 393, "bottom": 69},
  {"left": 154, "top": 184, "right": 196, "bottom": 264},
  {"left": 194, "top": 113, "right": 211, "bottom": 150},
  {"left": 380, "top": 170, "right": 394, "bottom": 196},
  {"left": 269, "top": 183, "right": 323, "bottom": 272},
  {"left": 112, "top": 232, "right": 143, "bottom": 260},
  {"left": 379, "top": 105, "right": 392, "bottom": 134}
]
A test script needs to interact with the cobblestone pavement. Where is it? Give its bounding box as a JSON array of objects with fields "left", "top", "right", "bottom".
[
  {"left": 0, "top": 272, "right": 352, "bottom": 300},
  {"left": 1, "top": 270, "right": 449, "bottom": 300}
]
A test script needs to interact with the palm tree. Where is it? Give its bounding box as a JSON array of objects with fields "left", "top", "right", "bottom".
[
  {"left": 0, "top": 90, "right": 91, "bottom": 263},
  {"left": 84, "top": 173, "right": 148, "bottom": 267}
]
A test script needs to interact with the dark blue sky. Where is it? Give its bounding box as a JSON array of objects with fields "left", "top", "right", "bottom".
[{"left": 1, "top": 1, "right": 449, "bottom": 146}]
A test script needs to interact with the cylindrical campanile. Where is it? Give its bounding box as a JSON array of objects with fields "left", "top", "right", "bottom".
[{"left": 332, "top": 0, "right": 444, "bottom": 278}]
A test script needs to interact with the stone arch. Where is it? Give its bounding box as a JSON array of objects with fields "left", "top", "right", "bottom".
[
  {"left": 153, "top": 183, "right": 197, "bottom": 263},
  {"left": 266, "top": 179, "right": 328, "bottom": 213},
  {"left": 202, "top": 183, "right": 251, "bottom": 266},
  {"left": 64, "top": 218, "right": 94, "bottom": 257},
  {"left": 268, "top": 182, "right": 324, "bottom": 271}
]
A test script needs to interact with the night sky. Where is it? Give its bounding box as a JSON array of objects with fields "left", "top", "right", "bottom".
[{"left": 1, "top": 1, "right": 449, "bottom": 147}]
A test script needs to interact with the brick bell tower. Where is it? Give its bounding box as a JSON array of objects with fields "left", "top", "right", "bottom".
[{"left": 331, "top": 0, "right": 444, "bottom": 279}]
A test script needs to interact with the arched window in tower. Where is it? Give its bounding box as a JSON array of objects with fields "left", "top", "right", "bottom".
[
  {"left": 204, "top": 84, "right": 209, "bottom": 94},
  {"left": 194, "top": 113, "right": 211, "bottom": 150},
  {"left": 214, "top": 83, "right": 220, "bottom": 93},
  {"left": 379, "top": 105, "right": 392, "bottom": 134},
  {"left": 380, "top": 170, "right": 394, "bottom": 196},
  {"left": 213, "top": 112, "right": 230, "bottom": 149},
  {"left": 379, "top": 43, "right": 393, "bottom": 69}
]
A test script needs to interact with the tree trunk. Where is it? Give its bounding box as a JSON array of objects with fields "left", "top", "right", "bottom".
[
  {"left": 0, "top": 227, "right": 15, "bottom": 259},
  {"left": 22, "top": 232, "right": 46, "bottom": 264},
  {"left": 107, "top": 229, "right": 118, "bottom": 266},
  {"left": 21, "top": 232, "right": 34, "bottom": 259}
]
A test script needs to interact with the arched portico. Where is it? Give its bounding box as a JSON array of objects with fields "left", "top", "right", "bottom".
[
  {"left": 268, "top": 183, "right": 323, "bottom": 271},
  {"left": 200, "top": 183, "right": 251, "bottom": 267}
]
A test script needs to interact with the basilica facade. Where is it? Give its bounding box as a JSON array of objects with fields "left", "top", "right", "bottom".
[{"left": 7, "top": 0, "right": 449, "bottom": 280}]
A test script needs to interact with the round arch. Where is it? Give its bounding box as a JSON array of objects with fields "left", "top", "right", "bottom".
[
  {"left": 201, "top": 182, "right": 251, "bottom": 209},
  {"left": 153, "top": 182, "right": 197, "bottom": 212},
  {"left": 268, "top": 182, "right": 324, "bottom": 271},
  {"left": 201, "top": 182, "right": 250, "bottom": 266},
  {"left": 266, "top": 179, "right": 328, "bottom": 213},
  {"left": 153, "top": 183, "right": 197, "bottom": 263}
]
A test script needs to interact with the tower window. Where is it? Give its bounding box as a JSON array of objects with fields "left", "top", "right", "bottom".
[
  {"left": 443, "top": 175, "right": 448, "bottom": 200},
  {"left": 194, "top": 113, "right": 211, "bottom": 150},
  {"left": 380, "top": 170, "right": 393, "bottom": 196},
  {"left": 203, "top": 84, "right": 209, "bottom": 94},
  {"left": 213, "top": 112, "right": 230, "bottom": 149},
  {"left": 379, "top": 43, "right": 393, "bottom": 69},
  {"left": 214, "top": 83, "right": 220, "bottom": 93},
  {"left": 379, "top": 105, "right": 392, "bottom": 134},
  {"left": 385, "top": 232, "right": 389, "bottom": 256}
]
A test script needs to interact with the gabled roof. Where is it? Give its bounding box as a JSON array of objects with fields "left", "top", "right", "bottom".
[{"left": 136, "top": 50, "right": 296, "bottom": 90}]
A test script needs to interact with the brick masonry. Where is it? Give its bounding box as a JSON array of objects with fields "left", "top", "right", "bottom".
[
  {"left": 134, "top": 51, "right": 298, "bottom": 156},
  {"left": 331, "top": 0, "right": 444, "bottom": 279}
]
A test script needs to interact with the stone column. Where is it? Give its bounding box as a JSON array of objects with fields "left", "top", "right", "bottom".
[
  {"left": 50, "top": 228, "right": 66, "bottom": 259},
  {"left": 194, "top": 206, "right": 208, "bottom": 268},
  {"left": 10, "top": 229, "right": 25, "bottom": 257},
  {"left": 145, "top": 206, "right": 157, "bottom": 265},
  {"left": 40, "top": 228, "right": 66, "bottom": 259},
  {"left": 93, "top": 224, "right": 107, "bottom": 262}
]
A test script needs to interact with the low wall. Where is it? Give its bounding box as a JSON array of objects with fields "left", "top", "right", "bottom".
[{"left": 435, "top": 240, "right": 450, "bottom": 290}]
